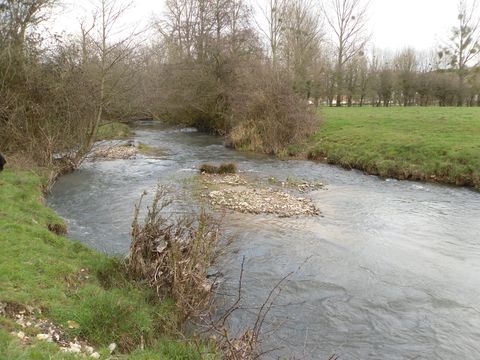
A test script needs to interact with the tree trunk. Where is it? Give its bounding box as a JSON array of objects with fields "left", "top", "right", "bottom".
[
  {"left": 457, "top": 72, "right": 465, "bottom": 107},
  {"left": 335, "top": 94, "right": 342, "bottom": 107}
]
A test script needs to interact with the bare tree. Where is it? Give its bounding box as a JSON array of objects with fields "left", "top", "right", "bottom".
[
  {"left": 0, "top": 0, "right": 56, "bottom": 77},
  {"left": 0, "top": 0, "right": 66, "bottom": 164},
  {"left": 256, "top": 0, "right": 287, "bottom": 65},
  {"left": 395, "top": 48, "right": 418, "bottom": 106},
  {"left": 356, "top": 54, "right": 369, "bottom": 106},
  {"left": 280, "top": 0, "right": 324, "bottom": 98},
  {"left": 75, "top": 0, "right": 141, "bottom": 163},
  {"left": 79, "top": 16, "right": 96, "bottom": 65},
  {"left": 322, "top": 0, "right": 369, "bottom": 106},
  {"left": 343, "top": 55, "right": 363, "bottom": 106},
  {"left": 439, "top": 0, "right": 480, "bottom": 106},
  {"left": 0, "top": 0, "right": 56, "bottom": 47}
]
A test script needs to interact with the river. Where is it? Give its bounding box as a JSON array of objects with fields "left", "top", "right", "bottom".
[{"left": 48, "top": 121, "right": 480, "bottom": 360}]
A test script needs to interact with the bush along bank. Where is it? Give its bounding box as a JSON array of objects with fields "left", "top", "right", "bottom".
[{"left": 0, "top": 169, "right": 212, "bottom": 359}]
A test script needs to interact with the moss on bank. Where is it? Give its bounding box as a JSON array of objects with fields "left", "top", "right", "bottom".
[{"left": 0, "top": 170, "right": 209, "bottom": 359}]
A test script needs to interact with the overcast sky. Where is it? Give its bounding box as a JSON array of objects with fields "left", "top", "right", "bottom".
[{"left": 52, "top": 0, "right": 461, "bottom": 52}]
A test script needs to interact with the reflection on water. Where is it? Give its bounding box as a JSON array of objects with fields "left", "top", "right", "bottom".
[{"left": 48, "top": 122, "right": 480, "bottom": 359}]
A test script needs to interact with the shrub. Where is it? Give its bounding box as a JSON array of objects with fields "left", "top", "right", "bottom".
[
  {"left": 228, "top": 64, "right": 320, "bottom": 155},
  {"left": 199, "top": 164, "right": 219, "bottom": 174},
  {"left": 199, "top": 163, "right": 237, "bottom": 174},
  {"left": 217, "top": 163, "right": 237, "bottom": 174},
  {"left": 127, "top": 186, "right": 221, "bottom": 321},
  {"left": 144, "top": 56, "right": 318, "bottom": 156},
  {"left": 47, "top": 223, "right": 67, "bottom": 236}
]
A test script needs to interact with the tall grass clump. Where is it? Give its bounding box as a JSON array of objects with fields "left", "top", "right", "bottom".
[
  {"left": 218, "top": 163, "right": 237, "bottom": 174},
  {"left": 199, "top": 163, "right": 237, "bottom": 174},
  {"left": 127, "top": 186, "right": 221, "bottom": 321}
]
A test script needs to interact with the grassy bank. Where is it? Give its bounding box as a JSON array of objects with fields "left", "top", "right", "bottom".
[
  {"left": 302, "top": 107, "right": 480, "bottom": 189},
  {"left": 96, "top": 122, "right": 131, "bottom": 141},
  {"left": 0, "top": 170, "right": 206, "bottom": 359}
]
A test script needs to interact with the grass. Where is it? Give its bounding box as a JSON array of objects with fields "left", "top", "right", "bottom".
[
  {"left": 137, "top": 142, "right": 167, "bottom": 156},
  {"left": 96, "top": 122, "right": 131, "bottom": 141},
  {"left": 0, "top": 169, "right": 210, "bottom": 358},
  {"left": 301, "top": 107, "right": 480, "bottom": 188}
]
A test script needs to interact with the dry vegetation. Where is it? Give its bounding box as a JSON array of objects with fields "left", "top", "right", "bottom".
[
  {"left": 0, "top": 0, "right": 142, "bottom": 172},
  {"left": 227, "top": 66, "right": 319, "bottom": 154},
  {"left": 125, "top": 185, "right": 317, "bottom": 358},
  {"left": 200, "top": 163, "right": 238, "bottom": 174},
  {"left": 132, "top": 0, "right": 322, "bottom": 155},
  {"left": 127, "top": 186, "right": 222, "bottom": 321}
]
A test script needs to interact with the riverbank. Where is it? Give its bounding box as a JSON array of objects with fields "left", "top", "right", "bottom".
[
  {"left": 96, "top": 122, "right": 131, "bottom": 141},
  {"left": 0, "top": 169, "right": 207, "bottom": 359},
  {"left": 87, "top": 109, "right": 480, "bottom": 193},
  {"left": 293, "top": 107, "right": 480, "bottom": 189}
]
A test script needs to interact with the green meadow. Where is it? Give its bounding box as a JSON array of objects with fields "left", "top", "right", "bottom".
[{"left": 303, "top": 107, "right": 480, "bottom": 189}]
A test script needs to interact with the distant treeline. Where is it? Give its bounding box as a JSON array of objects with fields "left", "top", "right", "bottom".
[
  {"left": 1, "top": 0, "right": 479, "bottom": 168},
  {"left": 315, "top": 51, "right": 480, "bottom": 108}
]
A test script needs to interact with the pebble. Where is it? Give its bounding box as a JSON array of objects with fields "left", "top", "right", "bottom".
[
  {"left": 67, "top": 320, "right": 80, "bottom": 329},
  {"left": 36, "top": 333, "right": 51, "bottom": 341},
  {"left": 66, "top": 342, "right": 82, "bottom": 353},
  {"left": 93, "top": 145, "right": 137, "bottom": 160},
  {"left": 204, "top": 174, "right": 320, "bottom": 217},
  {"left": 203, "top": 174, "right": 247, "bottom": 186},
  {"left": 269, "top": 177, "right": 324, "bottom": 192},
  {"left": 209, "top": 187, "right": 319, "bottom": 217},
  {"left": 1, "top": 301, "right": 98, "bottom": 357}
]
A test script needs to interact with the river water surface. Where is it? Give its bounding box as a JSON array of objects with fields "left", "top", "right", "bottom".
[{"left": 48, "top": 122, "right": 480, "bottom": 360}]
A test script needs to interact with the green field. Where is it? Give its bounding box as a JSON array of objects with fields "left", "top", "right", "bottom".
[
  {"left": 0, "top": 170, "right": 205, "bottom": 359},
  {"left": 304, "top": 107, "right": 480, "bottom": 189}
]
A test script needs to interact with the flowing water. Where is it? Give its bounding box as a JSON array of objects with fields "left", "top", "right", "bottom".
[{"left": 48, "top": 122, "right": 480, "bottom": 360}]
